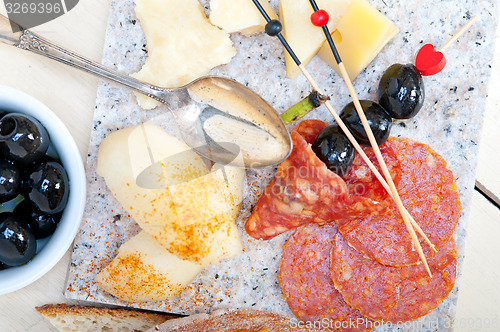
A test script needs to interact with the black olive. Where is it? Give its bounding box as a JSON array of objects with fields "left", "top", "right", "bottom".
[
  {"left": 0, "top": 216, "right": 37, "bottom": 266},
  {"left": 12, "top": 201, "right": 62, "bottom": 239},
  {"left": 340, "top": 100, "right": 393, "bottom": 146},
  {"left": 23, "top": 161, "right": 69, "bottom": 214},
  {"left": 378, "top": 63, "right": 425, "bottom": 119},
  {"left": 0, "top": 261, "right": 7, "bottom": 270},
  {"left": 312, "top": 125, "right": 355, "bottom": 176},
  {"left": 0, "top": 113, "right": 50, "bottom": 164},
  {"left": 0, "top": 159, "right": 21, "bottom": 203}
]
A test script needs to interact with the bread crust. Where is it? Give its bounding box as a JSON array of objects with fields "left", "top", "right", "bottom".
[
  {"left": 36, "top": 304, "right": 178, "bottom": 331},
  {"left": 146, "top": 308, "right": 331, "bottom": 332}
]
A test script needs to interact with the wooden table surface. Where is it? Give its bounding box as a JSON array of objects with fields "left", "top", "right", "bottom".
[{"left": 0, "top": 1, "right": 499, "bottom": 331}]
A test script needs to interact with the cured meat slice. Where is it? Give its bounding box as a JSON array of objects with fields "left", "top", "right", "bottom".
[
  {"left": 245, "top": 129, "right": 389, "bottom": 240},
  {"left": 293, "top": 119, "right": 328, "bottom": 144},
  {"left": 295, "top": 119, "right": 401, "bottom": 201},
  {"left": 330, "top": 233, "right": 457, "bottom": 322},
  {"left": 336, "top": 137, "right": 461, "bottom": 266},
  {"left": 279, "top": 223, "right": 373, "bottom": 332},
  {"left": 342, "top": 142, "right": 401, "bottom": 202}
]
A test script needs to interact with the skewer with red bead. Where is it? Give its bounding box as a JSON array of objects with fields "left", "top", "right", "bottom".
[
  {"left": 307, "top": 0, "right": 433, "bottom": 276},
  {"left": 251, "top": 0, "right": 436, "bottom": 276}
]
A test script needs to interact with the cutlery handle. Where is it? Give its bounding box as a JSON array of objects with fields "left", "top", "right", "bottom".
[{"left": 15, "top": 28, "right": 171, "bottom": 103}]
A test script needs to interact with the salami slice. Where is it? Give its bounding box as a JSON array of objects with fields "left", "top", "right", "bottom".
[
  {"left": 294, "top": 119, "right": 401, "bottom": 202},
  {"left": 337, "top": 137, "right": 461, "bottom": 266},
  {"left": 279, "top": 223, "right": 373, "bottom": 332},
  {"left": 330, "top": 232, "right": 457, "bottom": 322},
  {"left": 342, "top": 142, "right": 401, "bottom": 202},
  {"left": 293, "top": 119, "right": 328, "bottom": 144},
  {"left": 245, "top": 128, "right": 389, "bottom": 240}
]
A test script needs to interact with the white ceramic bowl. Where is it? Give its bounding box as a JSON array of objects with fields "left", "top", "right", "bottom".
[{"left": 0, "top": 85, "right": 86, "bottom": 295}]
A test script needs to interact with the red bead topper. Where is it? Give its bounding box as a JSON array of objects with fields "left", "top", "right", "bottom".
[
  {"left": 311, "top": 9, "right": 329, "bottom": 27},
  {"left": 415, "top": 44, "right": 447, "bottom": 76}
]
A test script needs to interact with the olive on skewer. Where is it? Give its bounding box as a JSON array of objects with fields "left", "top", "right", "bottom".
[
  {"left": 312, "top": 124, "right": 355, "bottom": 177},
  {"left": 340, "top": 100, "right": 392, "bottom": 146}
]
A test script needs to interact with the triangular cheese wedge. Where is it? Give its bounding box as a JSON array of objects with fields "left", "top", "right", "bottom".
[
  {"left": 98, "top": 124, "right": 243, "bottom": 268},
  {"left": 209, "top": 0, "right": 278, "bottom": 35},
  {"left": 318, "top": 0, "right": 398, "bottom": 80},
  {"left": 96, "top": 231, "right": 203, "bottom": 303},
  {"left": 280, "top": 0, "right": 351, "bottom": 78}
]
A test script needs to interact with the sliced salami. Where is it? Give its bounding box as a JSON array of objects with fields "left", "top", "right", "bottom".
[
  {"left": 245, "top": 129, "right": 389, "bottom": 240},
  {"left": 293, "top": 119, "right": 328, "bottom": 144},
  {"left": 337, "top": 137, "right": 461, "bottom": 266},
  {"left": 279, "top": 223, "right": 373, "bottom": 332},
  {"left": 330, "top": 232, "right": 457, "bottom": 322},
  {"left": 342, "top": 142, "right": 401, "bottom": 202}
]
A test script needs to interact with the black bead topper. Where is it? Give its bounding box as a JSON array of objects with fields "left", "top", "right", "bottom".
[{"left": 265, "top": 19, "right": 282, "bottom": 36}]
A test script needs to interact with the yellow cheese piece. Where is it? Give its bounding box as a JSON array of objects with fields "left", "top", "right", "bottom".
[
  {"left": 97, "top": 123, "right": 209, "bottom": 234},
  {"left": 213, "top": 161, "right": 246, "bottom": 219},
  {"left": 97, "top": 123, "right": 243, "bottom": 268},
  {"left": 96, "top": 231, "right": 203, "bottom": 303},
  {"left": 145, "top": 168, "right": 243, "bottom": 267},
  {"left": 132, "top": 0, "right": 237, "bottom": 109},
  {"left": 280, "top": 0, "right": 351, "bottom": 78},
  {"left": 209, "top": 0, "right": 278, "bottom": 35},
  {"left": 318, "top": 0, "right": 398, "bottom": 80}
]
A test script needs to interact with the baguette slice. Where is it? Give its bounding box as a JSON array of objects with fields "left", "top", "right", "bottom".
[
  {"left": 145, "top": 308, "right": 330, "bottom": 331},
  {"left": 36, "top": 304, "right": 177, "bottom": 332}
]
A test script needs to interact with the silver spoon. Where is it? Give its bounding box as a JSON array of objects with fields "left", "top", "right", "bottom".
[{"left": 0, "top": 15, "right": 291, "bottom": 169}]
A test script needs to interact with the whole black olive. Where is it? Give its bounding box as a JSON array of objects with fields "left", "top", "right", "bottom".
[
  {"left": 13, "top": 200, "right": 62, "bottom": 239},
  {"left": 0, "top": 261, "right": 7, "bottom": 270},
  {"left": 312, "top": 125, "right": 355, "bottom": 176},
  {"left": 0, "top": 159, "right": 21, "bottom": 203},
  {"left": 23, "top": 161, "right": 69, "bottom": 214},
  {"left": 378, "top": 63, "right": 425, "bottom": 119},
  {"left": 340, "top": 100, "right": 393, "bottom": 146},
  {"left": 0, "top": 113, "right": 50, "bottom": 164},
  {"left": 0, "top": 216, "right": 37, "bottom": 266}
]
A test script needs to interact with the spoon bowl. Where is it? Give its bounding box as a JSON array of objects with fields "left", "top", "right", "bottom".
[{"left": 0, "top": 15, "right": 292, "bottom": 168}]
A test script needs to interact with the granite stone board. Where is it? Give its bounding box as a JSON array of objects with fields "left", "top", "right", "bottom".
[{"left": 65, "top": 0, "right": 498, "bottom": 331}]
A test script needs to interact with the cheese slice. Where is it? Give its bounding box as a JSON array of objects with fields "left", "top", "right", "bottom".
[
  {"left": 142, "top": 168, "right": 243, "bottom": 267},
  {"left": 280, "top": 0, "right": 351, "bottom": 78},
  {"left": 95, "top": 231, "right": 203, "bottom": 303},
  {"left": 97, "top": 123, "right": 209, "bottom": 234},
  {"left": 318, "top": 0, "right": 398, "bottom": 80},
  {"left": 209, "top": 0, "right": 278, "bottom": 35},
  {"left": 97, "top": 123, "right": 243, "bottom": 267},
  {"left": 132, "top": 0, "right": 237, "bottom": 109}
]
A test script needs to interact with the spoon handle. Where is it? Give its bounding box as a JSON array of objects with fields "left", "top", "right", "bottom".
[{"left": 0, "top": 18, "right": 171, "bottom": 104}]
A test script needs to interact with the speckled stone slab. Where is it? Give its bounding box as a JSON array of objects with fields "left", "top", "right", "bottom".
[{"left": 65, "top": 0, "right": 498, "bottom": 331}]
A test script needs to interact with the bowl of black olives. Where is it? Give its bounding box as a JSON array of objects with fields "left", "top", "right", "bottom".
[{"left": 0, "top": 86, "right": 86, "bottom": 294}]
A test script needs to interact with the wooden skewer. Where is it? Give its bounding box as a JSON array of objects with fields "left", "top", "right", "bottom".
[
  {"left": 308, "top": 0, "right": 431, "bottom": 276},
  {"left": 252, "top": 0, "right": 435, "bottom": 275},
  {"left": 336, "top": 64, "right": 431, "bottom": 277},
  {"left": 300, "top": 64, "right": 436, "bottom": 252},
  {"left": 439, "top": 16, "right": 478, "bottom": 53},
  {"left": 300, "top": 64, "right": 435, "bottom": 278}
]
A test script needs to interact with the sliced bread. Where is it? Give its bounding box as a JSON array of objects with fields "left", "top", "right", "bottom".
[{"left": 36, "top": 304, "right": 178, "bottom": 332}]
